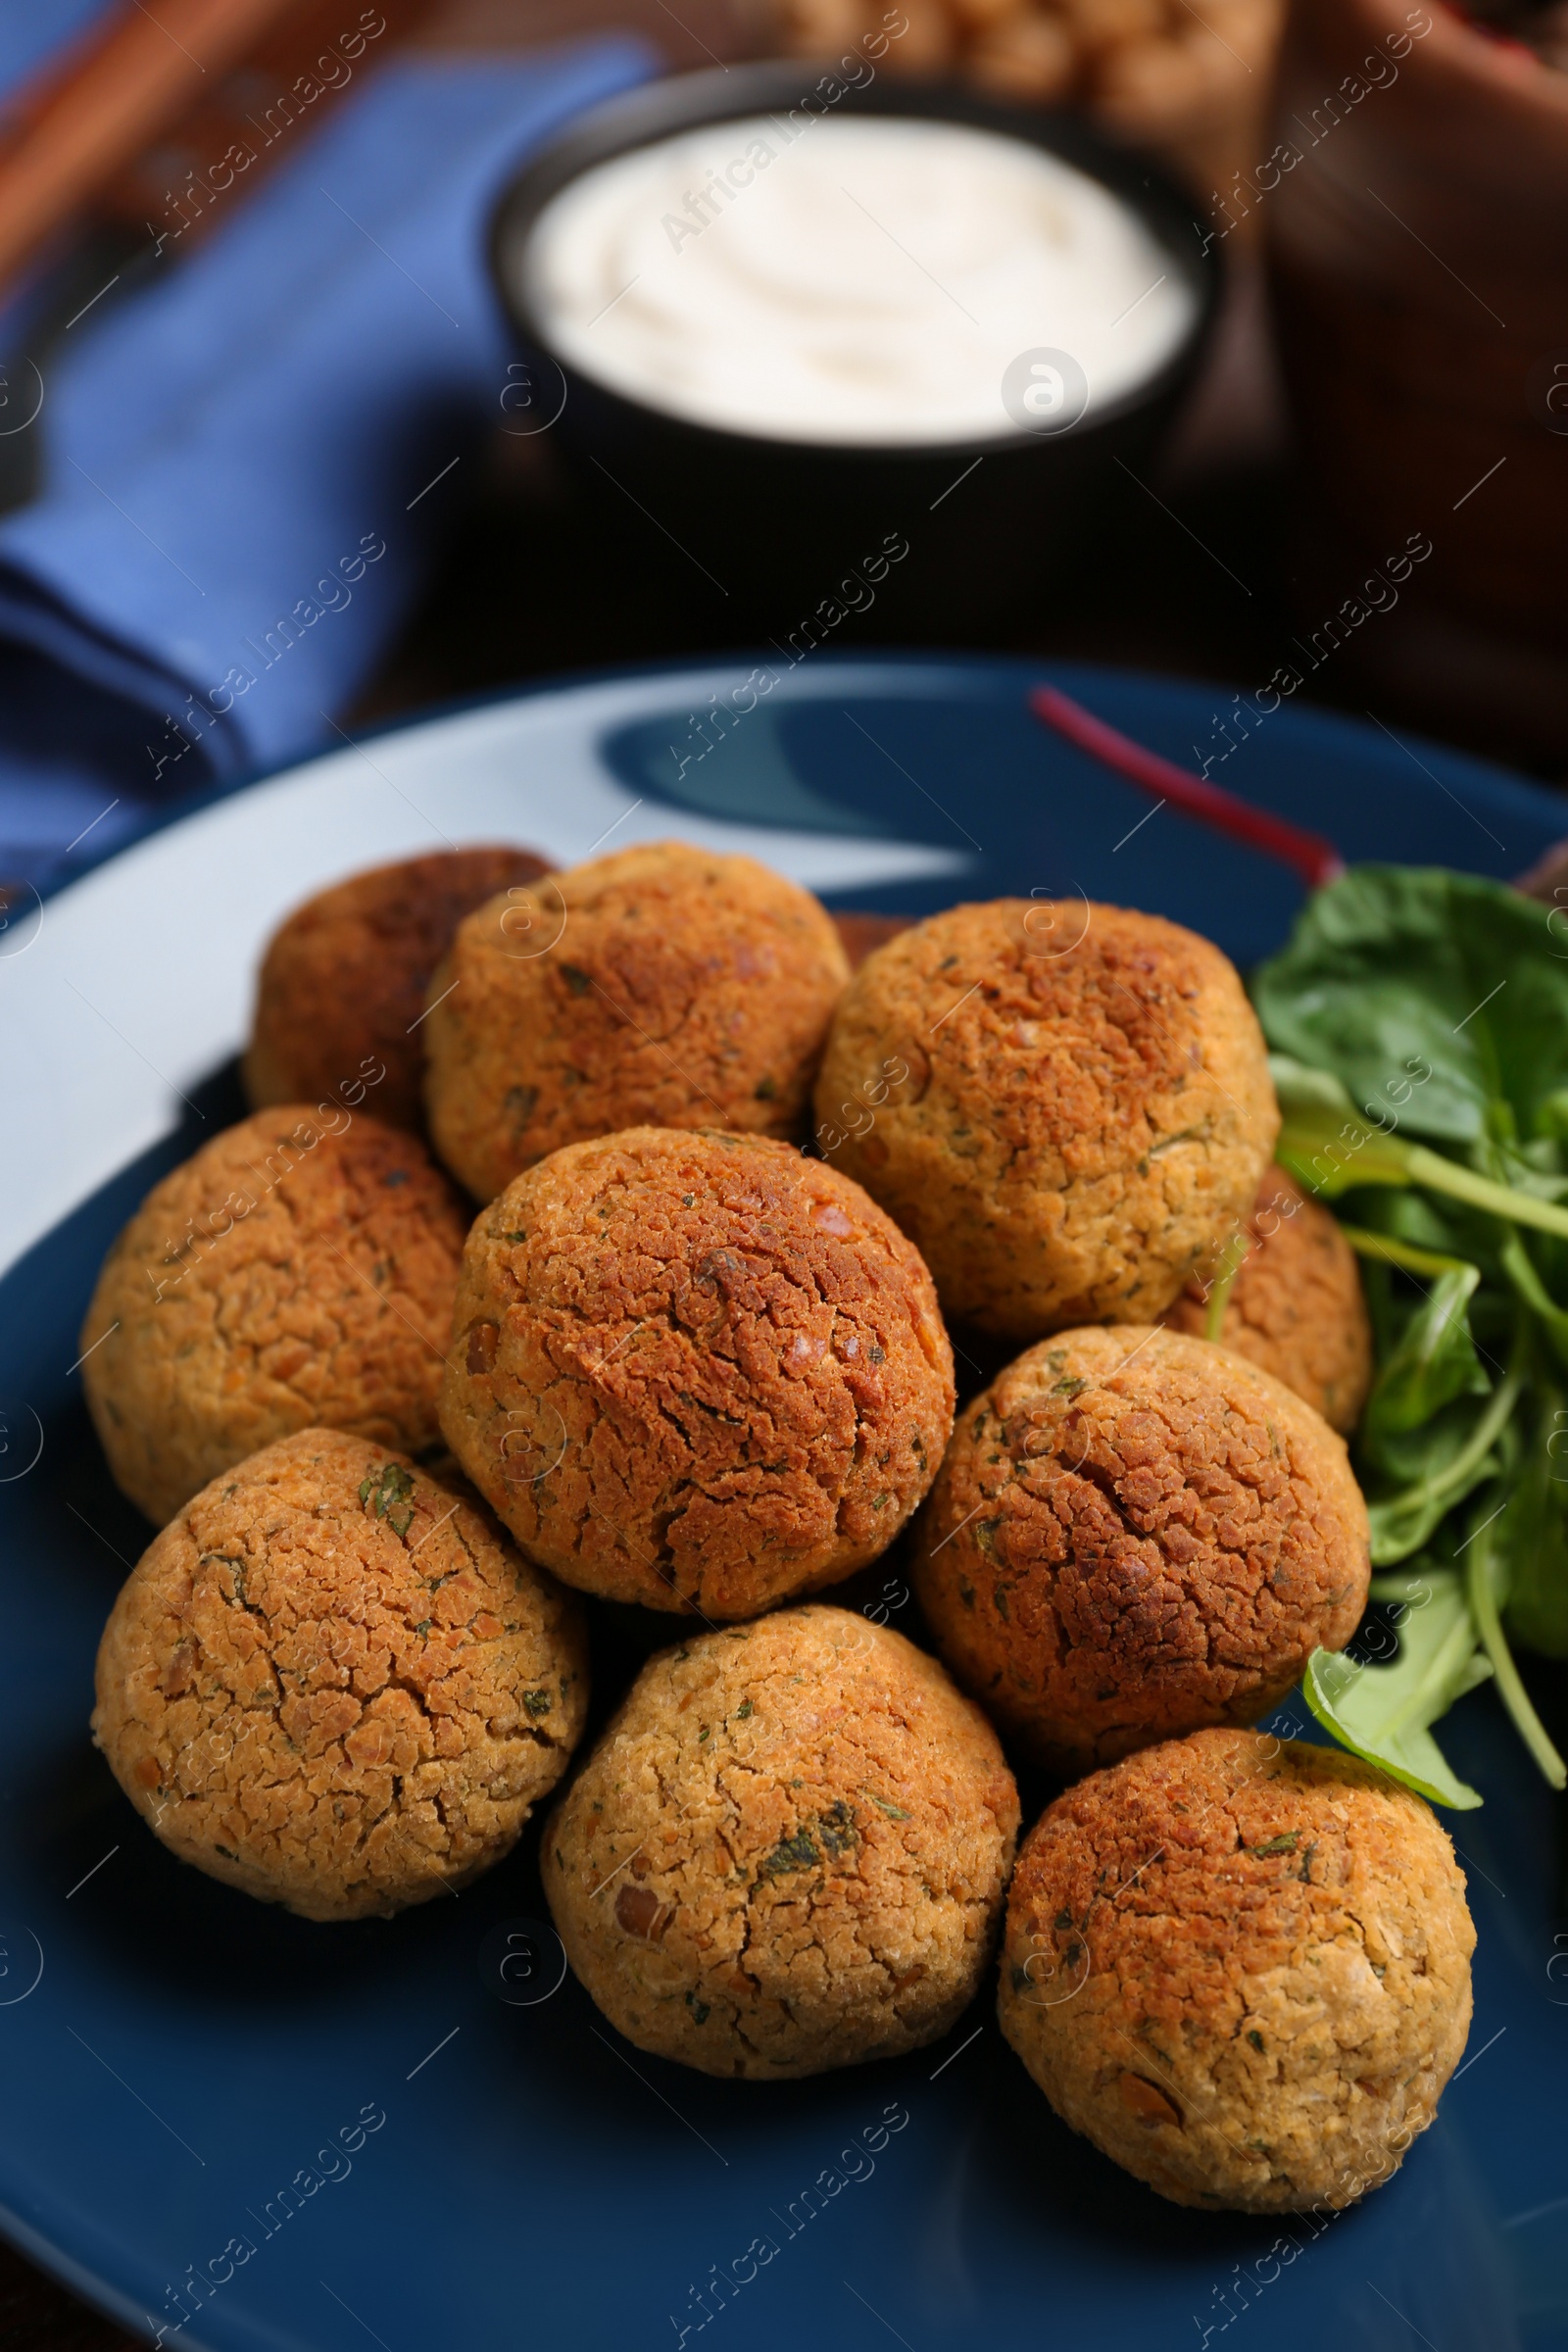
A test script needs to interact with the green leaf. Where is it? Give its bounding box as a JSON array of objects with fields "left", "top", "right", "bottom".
[
  {"left": 1302, "top": 1568, "right": 1490, "bottom": 1808},
  {"left": 1260, "top": 863, "right": 1568, "bottom": 1806},
  {"left": 757, "top": 1829, "right": 819, "bottom": 1880},
  {"left": 1203, "top": 1225, "right": 1251, "bottom": 1343},
  {"left": 1367, "top": 1453, "right": 1498, "bottom": 1564},
  {"left": 359, "top": 1461, "right": 416, "bottom": 1525},
  {"left": 1499, "top": 1388, "right": 1568, "bottom": 1658},
  {"left": 1278, "top": 1098, "right": 1568, "bottom": 1241},
  {"left": 1271, "top": 1081, "right": 1416, "bottom": 1201},
  {"left": 1338, "top": 1224, "right": 1477, "bottom": 1282},
  {"left": 1363, "top": 1394, "right": 1491, "bottom": 1493},
  {"left": 1344, "top": 1181, "right": 1511, "bottom": 1283},
  {"left": 1362, "top": 1264, "right": 1490, "bottom": 1441},
  {"left": 1462, "top": 1499, "right": 1568, "bottom": 1788},
  {"left": 1254, "top": 865, "right": 1568, "bottom": 1147},
  {"left": 1267, "top": 1055, "right": 1358, "bottom": 1118},
  {"left": 1498, "top": 1229, "right": 1568, "bottom": 1377},
  {"left": 1363, "top": 1343, "right": 1523, "bottom": 1563}
]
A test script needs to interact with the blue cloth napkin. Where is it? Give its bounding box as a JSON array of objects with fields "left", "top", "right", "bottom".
[
  {"left": 0, "top": 35, "right": 654, "bottom": 886},
  {"left": 0, "top": 0, "right": 117, "bottom": 105}
]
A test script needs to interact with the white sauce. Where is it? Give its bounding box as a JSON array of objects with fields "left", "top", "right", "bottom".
[{"left": 517, "top": 114, "right": 1196, "bottom": 448}]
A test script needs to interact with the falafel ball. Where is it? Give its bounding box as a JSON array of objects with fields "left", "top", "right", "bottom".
[
  {"left": 546, "top": 1605, "right": 1018, "bottom": 2077},
  {"left": 813, "top": 899, "right": 1279, "bottom": 1339},
  {"left": 93, "top": 1429, "right": 589, "bottom": 1921},
  {"left": 81, "top": 1107, "right": 467, "bottom": 1525},
  {"left": 1158, "top": 1165, "right": 1373, "bottom": 1435},
  {"left": 423, "top": 841, "right": 851, "bottom": 1201},
  {"left": 998, "top": 1729, "right": 1474, "bottom": 2210},
  {"left": 440, "top": 1126, "right": 954, "bottom": 1618},
  {"left": 245, "top": 845, "right": 553, "bottom": 1130},
  {"left": 912, "top": 1325, "right": 1368, "bottom": 1775}
]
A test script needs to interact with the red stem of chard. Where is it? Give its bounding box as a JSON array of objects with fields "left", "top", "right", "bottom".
[{"left": 1029, "top": 684, "right": 1347, "bottom": 892}]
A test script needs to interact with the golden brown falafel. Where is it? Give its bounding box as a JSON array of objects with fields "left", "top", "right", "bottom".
[
  {"left": 911, "top": 1324, "right": 1369, "bottom": 1775},
  {"left": 1158, "top": 1166, "right": 1372, "bottom": 1436},
  {"left": 423, "top": 841, "right": 851, "bottom": 1201},
  {"left": 813, "top": 898, "right": 1279, "bottom": 1339},
  {"left": 245, "top": 846, "right": 553, "bottom": 1130},
  {"left": 80, "top": 1107, "right": 467, "bottom": 1525},
  {"left": 92, "top": 1429, "right": 588, "bottom": 1921},
  {"left": 439, "top": 1126, "right": 954, "bottom": 1618},
  {"left": 999, "top": 1729, "right": 1474, "bottom": 2210},
  {"left": 546, "top": 1605, "right": 1018, "bottom": 2077}
]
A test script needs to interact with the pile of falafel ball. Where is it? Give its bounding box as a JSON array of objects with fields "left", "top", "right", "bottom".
[{"left": 80, "top": 838, "right": 1474, "bottom": 2217}]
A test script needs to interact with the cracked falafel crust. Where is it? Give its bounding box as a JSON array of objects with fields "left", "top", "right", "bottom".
[
  {"left": 80, "top": 1107, "right": 469, "bottom": 1527},
  {"left": 244, "top": 845, "right": 554, "bottom": 1131},
  {"left": 92, "top": 1428, "right": 588, "bottom": 1922},
  {"left": 422, "top": 841, "right": 852, "bottom": 1201},
  {"left": 439, "top": 1126, "right": 955, "bottom": 1618},
  {"left": 813, "top": 899, "right": 1279, "bottom": 1339},
  {"left": 545, "top": 1605, "right": 1018, "bottom": 2077},
  {"left": 911, "top": 1325, "right": 1369, "bottom": 1775},
  {"left": 999, "top": 1729, "right": 1474, "bottom": 2210},
  {"left": 1158, "top": 1166, "right": 1373, "bottom": 1436}
]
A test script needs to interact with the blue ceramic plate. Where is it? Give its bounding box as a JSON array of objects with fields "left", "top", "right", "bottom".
[{"left": 2, "top": 653, "right": 1565, "bottom": 2352}]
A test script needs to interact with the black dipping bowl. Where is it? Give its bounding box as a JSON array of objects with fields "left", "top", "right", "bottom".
[{"left": 488, "top": 64, "right": 1221, "bottom": 636}]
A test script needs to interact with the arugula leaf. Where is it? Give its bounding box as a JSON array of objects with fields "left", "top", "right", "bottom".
[
  {"left": 1268, "top": 1057, "right": 1358, "bottom": 1119},
  {"left": 1302, "top": 1568, "right": 1491, "bottom": 1808},
  {"left": 1202, "top": 1227, "right": 1251, "bottom": 1343},
  {"left": 1270, "top": 1054, "right": 1568, "bottom": 1241},
  {"left": 1337, "top": 1226, "right": 1478, "bottom": 1282},
  {"left": 1254, "top": 866, "right": 1568, "bottom": 1146},
  {"left": 1363, "top": 1392, "right": 1494, "bottom": 1492},
  {"left": 1366, "top": 1454, "right": 1498, "bottom": 1565},
  {"left": 1364, "top": 1337, "right": 1523, "bottom": 1564},
  {"left": 1258, "top": 867, "right": 1568, "bottom": 1802},
  {"left": 1463, "top": 1499, "right": 1568, "bottom": 1788},
  {"left": 1498, "top": 1386, "right": 1568, "bottom": 1659},
  {"left": 1497, "top": 1229, "right": 1568, "bottom": 1376},
  {"left": 1269, "top": 1058, "right": 1413, "bottom": 1197},
  {"left": 1361, "top": 1265, "right": 1490, "bottom": 1440},
  {"left": 1341, "top": 1183, "right": 1512, "bottom": 1290}
]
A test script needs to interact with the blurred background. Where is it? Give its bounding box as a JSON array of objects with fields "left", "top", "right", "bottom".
[
  {"left": 0, "top": 0, "right": 1562, "bottom": 913},
  {"left": 0, "top": 0, "right": 1562, "bottom": 2320}
]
